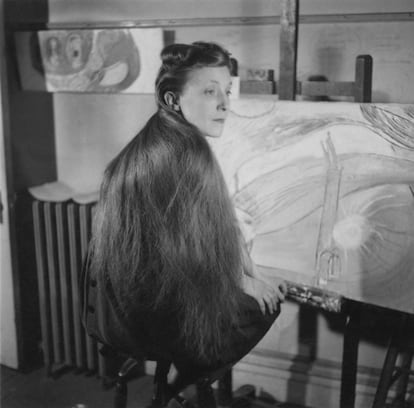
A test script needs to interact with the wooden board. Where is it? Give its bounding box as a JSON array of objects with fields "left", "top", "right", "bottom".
[{"left": 209, "top": 98, "right": 414, "bottom": 314}]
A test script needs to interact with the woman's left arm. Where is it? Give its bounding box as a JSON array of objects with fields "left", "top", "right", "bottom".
[{"left": 238, "top": 225, "right": 287, "bottom": 314}]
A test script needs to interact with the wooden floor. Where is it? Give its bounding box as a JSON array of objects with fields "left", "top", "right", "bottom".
[
  {"left": 0, "top": 364, "right": 307, "bottom": 408},
  {"left": 1, "top": 364, "right": 153, "bottom": 408}
]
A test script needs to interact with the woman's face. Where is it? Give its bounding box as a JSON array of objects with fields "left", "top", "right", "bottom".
[{"left": 178, "top": 66, "right": 232, "bottom": 138}]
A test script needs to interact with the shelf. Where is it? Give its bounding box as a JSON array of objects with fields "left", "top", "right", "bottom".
[{"left": 7, "top": 12, "right": 414, "bottom": 31}]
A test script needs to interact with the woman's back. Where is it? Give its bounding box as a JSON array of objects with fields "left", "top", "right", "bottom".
[{"left": 83, "top": 41, "right": 286, "bottom": 404}]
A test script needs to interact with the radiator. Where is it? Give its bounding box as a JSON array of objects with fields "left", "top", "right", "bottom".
[{"left": 32, "top": 200, "right": 109, "bottom": 378}]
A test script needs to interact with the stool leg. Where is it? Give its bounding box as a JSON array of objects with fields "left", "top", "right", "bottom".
[
  {"left": 152, "top": 360, "right": 172, "bottom": 408},
  {"left": 217, "top": 369, "right": 232, "bottom": 407},
  {"left": 114, "top": 379, "right": 128, "bottom": 408},
  {"left": 114, "top": 358, "right": 139, "bottom": 408},
  {"left": 197, "top": 379, "right": 217, "bottom": 408}
]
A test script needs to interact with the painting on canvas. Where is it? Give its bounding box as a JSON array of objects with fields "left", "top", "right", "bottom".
[{"left": 209, "top": 99, "right": 414, "bottom": 313}]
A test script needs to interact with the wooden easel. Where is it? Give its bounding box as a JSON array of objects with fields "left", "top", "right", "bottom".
[
  {"left": 277, "top": 2, "right": 372, "bottom": 408},
  {"left": 241, "top": 0, "right": 372, "bottom": 103},
  {"left": 218, "top": 0, "right": 373, "bottom": 405},
  {"left": 218, "top": 0, "right": 373, "bottom": 406},
  {"left": 228, "top": 1, "right": 372, "bottom": 408}
]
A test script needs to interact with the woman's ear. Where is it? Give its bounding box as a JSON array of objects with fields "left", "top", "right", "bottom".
[{"left": 164, "top": 91, "right": 180, "bottom": 111}]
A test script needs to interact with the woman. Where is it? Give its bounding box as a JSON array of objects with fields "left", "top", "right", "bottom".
[{"left": 84, "top": 41, "right": 286, "bottom": 405}]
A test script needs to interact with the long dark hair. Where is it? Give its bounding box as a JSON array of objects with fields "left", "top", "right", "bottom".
[{"left": 89, "top": 42, "right": 244, "bottom": 362}]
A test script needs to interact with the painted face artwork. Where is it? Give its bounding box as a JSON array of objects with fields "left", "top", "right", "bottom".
[
  {"left": 30, "top": 30, "right": 144, "bottom": 92},
  {"left": 178, "top": 66, "right": 232, "bottom": 138}
]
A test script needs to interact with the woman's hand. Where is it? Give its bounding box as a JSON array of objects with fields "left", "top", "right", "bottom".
[{"left": 242, "top": 275, "right": 287, "bottom": 315}]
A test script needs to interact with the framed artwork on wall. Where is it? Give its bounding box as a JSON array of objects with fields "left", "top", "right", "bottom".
[{"left": 14, "top": 28, "right": 164, "bottom": 93}]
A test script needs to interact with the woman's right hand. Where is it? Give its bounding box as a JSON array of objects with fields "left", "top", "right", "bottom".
[{"left": 241, "top": 275, "right": 286, "bottom": 315}]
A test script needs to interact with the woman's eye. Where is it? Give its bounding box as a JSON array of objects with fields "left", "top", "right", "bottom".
[{"left": 204, "top": 89, "right": 215, "bottom": 95}]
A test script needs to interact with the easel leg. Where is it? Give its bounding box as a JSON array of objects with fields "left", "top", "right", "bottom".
[
  {"left": 340, "top": 302, "right": 361, "bottom": 408},
  {"left": 372, "top": 314, "right": 408, "bottom": 408}
]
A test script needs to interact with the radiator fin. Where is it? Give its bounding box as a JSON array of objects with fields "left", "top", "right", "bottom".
[{"left": 32, "top": 200, "right": 111, "bottom": 377}]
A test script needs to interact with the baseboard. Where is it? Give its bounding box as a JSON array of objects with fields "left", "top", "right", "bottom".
[
  {"left": 145, "top": 349, "right": 411, "bottom": 408},
  {"left": 232, "top": 349, "right": 381, "bottom": 408}
]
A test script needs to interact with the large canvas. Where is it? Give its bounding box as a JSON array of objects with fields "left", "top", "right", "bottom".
[
  {"left": 14, "top": 28, "right": 163, "bottom": 93},
  {"left": 209, "top": 99, "right": 414, "bottom": 314}
]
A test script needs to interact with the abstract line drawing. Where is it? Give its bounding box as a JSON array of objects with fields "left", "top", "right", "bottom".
[
  {"left": 15, "top": 28, "right": 164, "bottom": 93},
  {"left": 209, "top": 100, "right": 414, "bottom": 313}
]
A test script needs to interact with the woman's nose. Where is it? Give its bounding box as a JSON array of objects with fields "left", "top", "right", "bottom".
[{"left": 218, "top": 90, "right": 229, "bottom": 111}]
